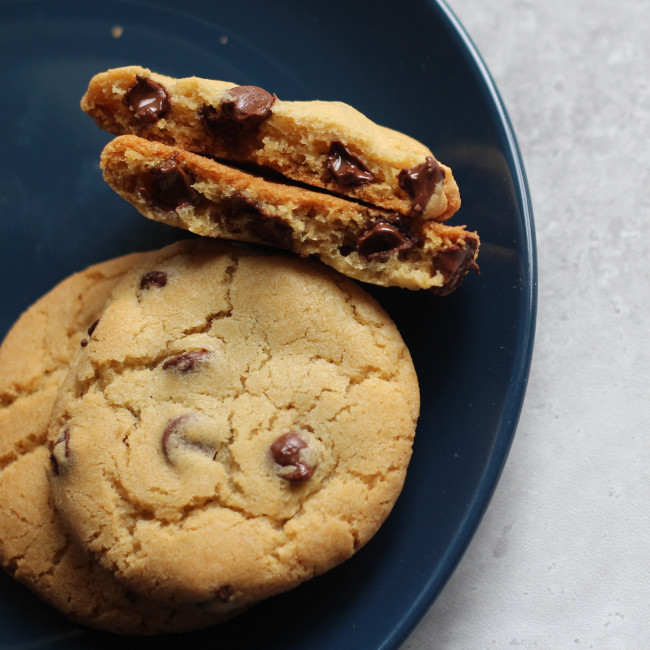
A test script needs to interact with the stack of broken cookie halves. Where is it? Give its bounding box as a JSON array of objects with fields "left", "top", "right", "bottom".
[{"left": 0, "top": 66, "right": 479, "bottom": 634}]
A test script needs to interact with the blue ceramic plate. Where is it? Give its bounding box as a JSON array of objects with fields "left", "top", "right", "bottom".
[{"left": 0, "top": 0, "right": 536, "bottom": 647}]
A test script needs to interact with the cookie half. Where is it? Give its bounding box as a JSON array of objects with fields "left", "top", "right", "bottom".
[
  {"left": 47, "top": 239, "right": 420, "bottom": 610},
  {"left": 0, "top": 248, "right": 243, "bottom": 633},
  {"left": 81, "top": 65, "right": 460, "bottom": 222},
  {"left": 101, "top": 134, "right": 479, "bottom": 294}
]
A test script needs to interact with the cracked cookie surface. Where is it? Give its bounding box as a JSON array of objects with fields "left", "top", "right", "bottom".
[
  {"left": 47, "top": 239, "right": 420, "bottom": 610},
  {"left": 0, "top": 248, "right": 240, "bottom": 634}
]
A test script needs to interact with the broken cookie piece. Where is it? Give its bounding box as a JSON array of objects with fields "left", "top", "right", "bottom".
[
  {"left": 81, "top": 65, "right": 460, "bottom": 222},
  {"left": 101, "top": 135, "right": 479, "bottom": 293}
]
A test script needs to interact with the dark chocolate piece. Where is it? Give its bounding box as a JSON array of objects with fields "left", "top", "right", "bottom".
[
  {"left": 431, "top": 240, "right": 480, "bottom": 296},
  {"left": 227, "top": 193, "right": 266, "bottom": 220},
  {"left": 87, "top": 319, "right": 99, "bottom": 337},
  {"left": 140, "top": 270, "right": 168, "bottom": 289},
  {"left": 270, "top": 431, "right": 316, "bottom": 482},
  {"left": 227, "top": 193, "right": 292, "bottom": 249},
  {"left": 124, "top": 76, "right": 171, "bottom": 124},
  {"left": 80, "top": 338, "right": 88, "bottom": 347},
  {"left": 326, "top": 140, "right": 374, "bottom": 187},
  {"left": 161, "top": 415, "right": 215, "bottom": 462},
  {"left": 221, "top": 86, "right": 275, "bottom": 129},
  {"left": 216, "top": 586, "right": 231, "bottom": 602},
  {"left": 356, "top": 221, "right": 414, "bottom": 260},
  {"left": 398, "top": 156, "right": 445, "bottom": 216},
  {"left": 139, "top": 155, "right": 196, "bottom": 214},
  {"left": 199, "top": 85, "right": 274, "bottom": 135},
  {"left": 162, "top": 349, "right": 209, "bottom": 373}
]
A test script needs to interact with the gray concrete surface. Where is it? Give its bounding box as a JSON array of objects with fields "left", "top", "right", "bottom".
[{"left": 405, "top": 1, "right": 650, "bottom": 647}]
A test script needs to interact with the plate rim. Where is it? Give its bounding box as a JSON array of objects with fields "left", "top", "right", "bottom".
[
  {"left": 386, "top": 1, "right": 538, "bottom": 647},
  {"left": 0, "top": 0, "right": 537, "bottom": 646}
]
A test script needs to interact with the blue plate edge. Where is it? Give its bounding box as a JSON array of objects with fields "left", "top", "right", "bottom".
[
  {"left": 0, "top": 0, "right": 538, "bottom": 646},
  {"left": 383, "top": 2, "right": 539, "bottom": 648}
]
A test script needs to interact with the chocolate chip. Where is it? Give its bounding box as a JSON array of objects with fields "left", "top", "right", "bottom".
[
  {"left": 215, "top": 586, "right": 231, "bottom": 602},
  {"left": 227, "top": 193, "right": 265, "bottom": 220},
  {"left": 326, "top": 140, "right": 374, "bottom": 187},
  {"left": 270, "top": 431, "right": 317, "bottom": 482},
  {"left": 398, "top": 156, "right": 445, "bottom": 217},
  {"left": 356, "top": 221, "right": 414, "bottom": 259},
  {"left": 222, "top": 86, "right": 275, "bottom": 128},
  {"left": 248, "top": 217, "right": 292, "bottom": 249},
  {"left": 81, "top": 319, "right": 99, "bottom": 347},
  {"left": 140, "top": 270, "right": 168, "bottom": 289},
  {"left": 227, "top": 192, "right": 292, "bottom": 249},
  {"left": 162, "top": 349, "right": 209, "bottom": 373},
  {"left": 87, "top": 319, "right": 99, "bottom": 337},
  {"left": 50, "top": 429, "right": 71, "bottom": 476},
  {"left": 124, "top": 76, "right": 171, "bottom": 124},
  {"left": 199, "top": 85, "right": 275, "bottom": 136},
  {"left": 139, "top": 154, "right": 196, "bottom": 213},
  {"left": 161, "top": 415, "right": 216, "bottom": 463},
  {"left": 430, "top": 240, "right": 480, "bottom": 296}
]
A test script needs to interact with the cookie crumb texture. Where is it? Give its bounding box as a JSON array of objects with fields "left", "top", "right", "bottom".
[
  {"left": 101, "top": 135, "right": 480, "bottom": 293},
  {"left": 0, "top": 250, "right": 237, "bottom": 633},
  {"left": 48, "top": 240, "right": 420, "bottom": 610},
  {"left": 81, "top": 65, "right": 460, "bottom": 222}
]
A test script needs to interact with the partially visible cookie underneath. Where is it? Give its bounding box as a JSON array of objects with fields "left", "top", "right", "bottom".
[
  {"left": 0, "top": 249, "right": 247, "bottom": 634},
  {"left": 47, "top": 239, "right": 420, "bottom": 610},
  {"left": 101, "top": 135, "right": 479, "bottom": 294}
]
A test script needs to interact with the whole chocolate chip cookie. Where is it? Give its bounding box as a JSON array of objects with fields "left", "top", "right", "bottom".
[
  {"left": 101, "top": 135, "right": 480, "bottom": 294},
  {"left": 81, "top": 65, "right": 460, "bottom": 222},
  {"left": 0, "top": 248, "right": 242, "bottom": 633},
  {"left": 47, "top": 239, "right": 420, "bottom": 611}
]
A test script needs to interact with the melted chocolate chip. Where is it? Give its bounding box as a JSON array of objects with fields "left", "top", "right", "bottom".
[
  {"left": 326, "top": 140, "right": 375, "bottom": 187},
  {"left": 140, "top": 270, "right": 168, "bottom": 289},
  {"left": 227, "top": 193, "right": 292, "bottom": 249},
  {"left": 270, "top": 431, "right": 316, "bottom": 482},
  {"left": 222, "top": 86, "right": 275, "bottom": 128},
  {"left": 248, "top": 217, "right": 292, "bottom": 249},
  {"left": 124, "top": 76, "right": 171, "bottom": 124},
  {"left": 140, "top": 155, "right": 196, "bottom": 213},
  {"left": 227, "top": 193, "right": 265, "bottom": 220},
  {"left": 356, "top": 221, "right": 414, "bottom": 259},
  {"left": 161, "top": 415, "right": 215, "bottom": 463},
  {"left": 398, "top": 156, "right": 445, "bottom": 216},
  {"left": 80, "top": 338, "right": 88, "bottom": 347},
  {"left": 199, "top": 85, "right": 275, "bottom": 136},
  {"left": 198, "top": 105, "right": 227, "bottom": 135},
  {"left": 431, "top": 240, "right": 480, "bottom": 296},
  {"left": 216, "top": 586, "right": 231, "bottom": 602},
  {"left": 162, "top": 349, "right": 209, "bottom": 373}
]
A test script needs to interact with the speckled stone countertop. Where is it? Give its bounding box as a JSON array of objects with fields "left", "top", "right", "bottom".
[{"left": 405, "top": 0, "right": 650, "bottom": 647}]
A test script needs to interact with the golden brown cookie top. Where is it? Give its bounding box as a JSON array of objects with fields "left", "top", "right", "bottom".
[
  {"left": 47, "top": 239, "right": 420, "bottom": 609},
  {"left": 0, "top": 249, "right": 240, "bottom": 633}
]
